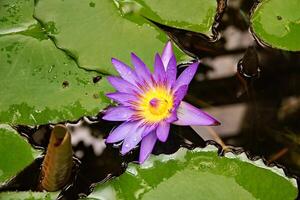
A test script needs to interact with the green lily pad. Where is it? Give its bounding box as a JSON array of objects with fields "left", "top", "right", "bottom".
[
  {"left": 0, "top": 0, "right": 36, "bottom": 35},
  {"left": 251, "top": 0, "right": 300, "bottom": 51},
  {"left": 34, "top": 0, "right": 179, "bottom": 74},
  {"left": 0, "top": 191, "right": 58, "bottom": 200},
  {"left": 0, "top": 34, "right": 112, "bottom": 125},
  {"left": 87, "top": 146, "right": 298, "bottom": 200},
  {"left": 0, "top": 124, "right": 39, "bottom": 183},
  {"left": 129, "top": 0, "right": 218, "bottom": 34}
]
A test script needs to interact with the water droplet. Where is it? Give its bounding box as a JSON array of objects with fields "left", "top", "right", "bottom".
[
  {"left": 35, "top": 110, "right": 42, "bottom": 113},
  {"left": 62, "top": 80, "right": 69, "bottom": 88},
  {"left": 89, "top": 2, "right": 95, "bottom": 7},
  {"left": 34, "top": 67, "right": 42, "bottom": 73},
  {"left": 125, "top": 144, "right": 130, "bottom": 148},
  {"left": 93, "top": 94, "right": 99, "bottom": 99},
  {"left": 48, "top": 65, "right": 55, "bottom": 73}
]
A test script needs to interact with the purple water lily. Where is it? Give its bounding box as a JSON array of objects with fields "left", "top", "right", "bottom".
[{"left": 103, "top": 41, "right": 220, "bottom": 163}]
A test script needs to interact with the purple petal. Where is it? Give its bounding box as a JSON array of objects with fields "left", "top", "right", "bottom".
[
  {"left": 139, "top": 131, "right": 157, "bottom": 163},
  {"left": 107, "top": 76, "right": 139, "bottom": 93},
  {"left": 141, "top": 123, "right": 157, "bottom": 137},
  {"left": 173, "top": 101, "right": 220, "bottom": 126},
  {"left": 131, "top": 53, "right": 152, "bottom": 83},
  {"left": 102, "top": 106, "right": 135, "bottom": 121},
  {"left": 166, "top": 55, "right": 177, "bottom": 87},
  {"left": 111, "top": 58, "right": 138, "bottom": 85},
  {"left": 156, "top": 121, "right": 170, "bottom": 142},
  {"left": 121, "top": 123, "right": 149, "bottom": 155},
  {"left": 166, "top": 111, "right": 178, "bottom": 123},
  {"left": 173, "top": 62, "right": 199, "bottom": 91},
  {"left": 106, "top": 121, "right": 138, "bottom": 143},
  {"left": 153, "top": 53, "right": 166, "bottom": 83},
  {"left": 173, "top": 85, "right": 188, "bottom": 108},
  {"left": 161, "top": 41, "right": 174, "bottom": 69},
  {"left": 106, "top": 92, "right": 138, "bottom": 106}
]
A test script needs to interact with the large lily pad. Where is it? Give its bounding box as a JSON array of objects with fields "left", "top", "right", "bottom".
[
  {"left": 0, "top": 34, "right": 112, "bottom": 125},
  {"left": 0, "top": 124, "right": 38, "bottom": 183},
  {"left": 0, "top": 0, "right": 36, "bottom": 35},
  {"left": 87, "top": 146, "right": 298, "bottom": 200},
  {"left": 130, "top": 0, "right": 217, "bottom": 34},
  {"left": 34, "top": 0, "right": 174, "bottom": 74},
  {"left": 251, "top": 0, "right": 300, "bottom": 51}
]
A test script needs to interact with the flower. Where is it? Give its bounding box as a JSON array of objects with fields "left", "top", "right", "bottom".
[{"left": 103, "top": 41, "right": 220, "bottom": 163}]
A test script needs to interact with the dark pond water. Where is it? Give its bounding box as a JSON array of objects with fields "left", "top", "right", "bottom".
[{"left": 1, "top": 0, "right": 300, "bottom": 199}]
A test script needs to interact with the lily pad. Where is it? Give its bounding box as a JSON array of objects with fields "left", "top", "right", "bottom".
[
  {"left": 0, "top": 34, "right": 112, "bottom": 125},
  {"left": 87, "top": 146, "right": 298, "bottom": 200},
  {"left": 251, "top": 0, "right": 300, "bottom": 51},
  {"left": 0, "top": 124, "right": 38, "bottom": 183},
  {"left": 0, "top": 0, "right": 36, "bottom": 35},
  {"left": 130, "top": 0, "right": 218, "bottom": 34},
  {"left": 0, "top": 191, "right": 58, "bottom": 200},
  {"left": 34, "top": 0, "right": 180, "bottom": 74}
]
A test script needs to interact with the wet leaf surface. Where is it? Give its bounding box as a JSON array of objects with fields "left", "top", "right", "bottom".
[
  {"left": 0, "top": 34, "right": 113, "bottom": 125},
  {"left": 0, "top": 191, "right": 57, "bottom": 200},
  {"left": 87, "top": 147, "right": 298, "bottom": 200},
  {"left": 251, "top": 0, "right": 300, "bottom": 51},
  {"left": 130, "top": 0, "right": 217, "bottom": 35},
  {"left": 0, "top": 125, "right": 38, "bottom": 184},
  {"left": 0, "top": 0, "right": 36, "bottom": 35},
  {"left": 34, "top": 0, "right": 179, "bottom": 74}
]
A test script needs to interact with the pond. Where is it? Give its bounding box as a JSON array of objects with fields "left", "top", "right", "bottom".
[{"left": 0, "top": 0, "right": 300, "bottom": 199}]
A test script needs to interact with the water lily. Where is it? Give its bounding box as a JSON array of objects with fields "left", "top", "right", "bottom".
[{"left": 103, "top": 41, "right": 220, "bottom": 163}]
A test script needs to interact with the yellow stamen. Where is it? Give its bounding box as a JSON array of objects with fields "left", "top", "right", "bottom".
[{"left": 137, "top": 86, "right": 173, "bottom": 123}]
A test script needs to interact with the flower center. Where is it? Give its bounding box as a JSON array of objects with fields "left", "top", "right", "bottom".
[
  {"left": 137, "top": 87, "right": 173, "bottom": 123},
  {"left": 149, "top": 98, "right": 169, "bottom": 115}
]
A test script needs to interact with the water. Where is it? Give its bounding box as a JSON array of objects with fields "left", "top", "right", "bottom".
[
  {"left": 1, "top": 117, "right": 205, "bottom": 199},
  {"left": 180, "top": 0, "right": 300, "bottom": 179},
  {"left": 1, "top": 0, "right": 300, "bottom": 199}
]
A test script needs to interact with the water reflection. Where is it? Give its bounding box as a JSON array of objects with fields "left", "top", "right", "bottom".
[
  {"left": 4, "top": 116, "right": 205, "bottom": 199},
  {"left": 179, "top": 0, "right": 300, "bottom": 180}
]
